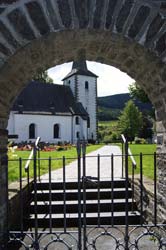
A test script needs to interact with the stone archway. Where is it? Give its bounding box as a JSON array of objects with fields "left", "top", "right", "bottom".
[{"left": 0, "top": 0, "right": 166, "bottom": 238}]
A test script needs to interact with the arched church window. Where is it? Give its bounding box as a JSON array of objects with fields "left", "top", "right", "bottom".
[
  {"left": 68, "top": 80, "right": 70, "bottom": 85},
  {"left": 85, "top": 81, "right": 89, "bottom": 89},
  {"left": 87, "top": 117, "right": 90, "bottom": 128},
  {"left": 76, "top": 116, "right": 79, "bottom": 125},
  {"left": 54, "top": 124, "right": 60, "bottom": 138},
  {"left": 29, "top": 123, "right": 36, "bottom": 139},
  {"left": 76, "top": 131, "right": 80, "bottom": 138}
]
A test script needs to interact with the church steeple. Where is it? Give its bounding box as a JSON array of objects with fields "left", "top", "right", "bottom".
[
  {"left": 72, "top": 60, "right": 88, "bottom": 71},
  {"left": 62, "top": 60, "right": 98, "bottom": 81},
  {"left": 62, "top": 59, "right": 98, "bottom": 142}
]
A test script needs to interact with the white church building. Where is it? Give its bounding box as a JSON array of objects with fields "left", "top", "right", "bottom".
[{"left": 7, "top": 60, "right": 98, "bottom": 143}]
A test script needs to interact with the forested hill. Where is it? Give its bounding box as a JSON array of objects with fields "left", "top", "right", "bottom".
[
  {"left": 97, "top": 93, "right": 152, "bottom": 121},
  {"left": 98, "top": 93, "right": 152, "bottom": 110}
]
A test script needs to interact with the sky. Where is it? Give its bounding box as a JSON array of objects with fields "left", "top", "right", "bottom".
[{"left": 48, "top": 61, "right": 135, "bottom": 97}]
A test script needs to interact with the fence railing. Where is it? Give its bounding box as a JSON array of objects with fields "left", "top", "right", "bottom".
[
  {"left": 24, "top": 137, "right": 40, "bottom": 172},
  {"left": 24, "top": 137, "right": 40, "bottom": 193},
  {"left": 121, "top": 134, "right": 137, "bottom": 214},
  {"left": 6, "top": 142, "right": 165, "bottom": 250},
  {"left": 121, "top": 134, "right": 137, "bottom": 171}
]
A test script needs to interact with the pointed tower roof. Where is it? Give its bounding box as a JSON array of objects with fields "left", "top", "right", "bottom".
[{"left": 62, "top": 60, "right": 98, "bottom": 80}]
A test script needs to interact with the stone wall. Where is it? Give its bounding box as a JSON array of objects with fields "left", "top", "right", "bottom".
[
  {"left": 0, "top": 0, "right": 165, "bottom": 69},
  {"left": 8, "top": 181, "right": 32, "bottom": 231},
  {"left": 0, "top": 0, "right": 166, "bottom": 242},
  {"left": 0, "top": 129, "right": 8, "bottom": 243},
  {"left": 131, "top": 177, "right": 166, "bottom": 224}
]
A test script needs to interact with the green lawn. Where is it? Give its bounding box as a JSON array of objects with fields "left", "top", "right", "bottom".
[
  {"left": 8, "top": 143, "right": 157, "bottom": 182},
  {"left": 128, "top": 144, "right": 156, "bottom": 179},
  {"left": 8, "top": 144, "right": 103, "bottom": 183}
]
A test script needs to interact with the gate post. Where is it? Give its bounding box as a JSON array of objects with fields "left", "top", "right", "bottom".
[
  {"left": 77, "top": 139, "right": 82, "bottom": 250},
  {"left": 124, "top": 139, "right": 129, "bottom": 250},
  {"left": 33, "top": 143, "right": 39, "bottom": 250},
  {"left": 0, "top": 129, "right": 8, "bottom": 246},
  {"left": 82, "top": 139, "right": 87, "bottom": 250}
]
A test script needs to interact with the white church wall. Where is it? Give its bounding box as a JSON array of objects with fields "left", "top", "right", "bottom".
[
  {"left": 7, "top": 111, "right": 15, "bottom": 134},
  {"left": 73, "top": 116, "right": 82, "bottom": 143},
  {"left": 82, "top": 119, "right": 88, "bottom": 140},
  {"left": 7, "top": 113, "right": 73, "bottom": 143},
  {"left": 72, "top": 116, "right": 88, "bottom": 143},
  {"left": 64, "top": 75, "right": 76, "bottom": 96},
  {"left": 77, "top": 75, "right": 97, "bottom": 140}
]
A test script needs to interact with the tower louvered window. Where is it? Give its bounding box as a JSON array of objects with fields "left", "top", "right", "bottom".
[
  {"left": 85, "top": 81, "right": 89, "bottom": 90},
  {"left": 76, "top": 116, "right": 79, "bottom": 125}
]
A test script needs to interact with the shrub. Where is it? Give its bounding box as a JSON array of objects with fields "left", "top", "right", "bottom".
[
  {"left": 103, "top": 135, "right": 112, "bottom": 144},
  {"left": 56, "top": 146, "right": 65, "bottom": 151},
  {"left": 88, "top": 139, "right": 96, "bottom": 144},
  {"left": 110, "top": 133, "right": 118, "bottom": 141},
  {"left": 134, "top": 137, "right": 147, "bottom": 144}
]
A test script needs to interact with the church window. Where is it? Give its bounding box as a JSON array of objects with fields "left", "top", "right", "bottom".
[
  {"left": 76, "top": 132, "right": 80, "bottom": 138},
  {"left": 54, "top": 124, "right": 60, "bottom": 138},
  {"left": 87, "top": 117, "right": 90, "bottom": 128},
  {"left": 29, "top": 123, "right": 36, "bottom": 139},
  {"left": 85, "top": 81, "right": 89, "bottom": 90},
  {"left": 68, "top": 80, "right": 70, "bottom": 85},
  {"left": 76, "top": 116, "right": 79, "bottom": 125}
]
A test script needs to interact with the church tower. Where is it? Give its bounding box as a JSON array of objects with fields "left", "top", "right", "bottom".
[{"left": 63, "top": 60, "right": 98, "bottom": 141}]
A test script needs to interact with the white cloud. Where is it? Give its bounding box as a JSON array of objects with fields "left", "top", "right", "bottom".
[{"left": 48, "top": 61, "right": 135, "bottom": 97}]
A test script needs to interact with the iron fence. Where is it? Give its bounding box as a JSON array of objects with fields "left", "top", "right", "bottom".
[{"left": 1, "top": 139, "right": 166, "bottom": 249}]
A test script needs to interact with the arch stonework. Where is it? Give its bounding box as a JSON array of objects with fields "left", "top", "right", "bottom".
[{"left": 0, "top": 0, "right": 166, "bottom": 236}]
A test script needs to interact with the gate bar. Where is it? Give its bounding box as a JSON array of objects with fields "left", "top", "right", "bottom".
[
  {"left": 111, "top": 154, "right": 114, "bottom": 227},
  {"left": 19, "top": 158, "right": 23, "bottom": 234},
  {"left": 82, "top": 140, "right": 87, "bottom": 250},
  {"left": 122, "top": 141, "right": 124, "bottom": 178},
  {"left": 38, "top": 148, "right": 41, "bottom": 182},
  {"left": 125, "top": 140, "right": 129, "bottom": 250},
  {"left": 97, "top": 154, "right": 101, "bottom": 227},
  {"left": 48, "top": 157, "right": 52, "bottom": 233},
  {"left": 63, "top": 156, "right": 67, "bottom": 232},
  {"left": 140, "top": 153, "right": 143, "bottom": 225},
  {"left": 77, "top": 139, "right": 82, "bottom": 250},
  {"left": 33, "top": 145, "right": 39, "bottom": 249},
  {"left": 5, "top": 154, "right": 9, "bottom": 243},
  {"left": 154, "top": 152, "right": 157, "bottom": 225}
]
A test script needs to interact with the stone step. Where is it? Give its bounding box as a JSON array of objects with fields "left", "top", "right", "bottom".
[
  {"left": 30, "top": 198, "right": 136, "bottom": 214},
  {"left": 35, "top": 179, "right": 128, "bottom": 190},
  {"left": 28, "top": 211, "right": 141, "bottom": 227},
  {"left": 31, "top": 188, "right": 132, "bottom": 201}
]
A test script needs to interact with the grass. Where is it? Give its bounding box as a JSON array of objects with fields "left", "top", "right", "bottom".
[
  {"left": 128, "top": 144, "right": 157, "bottom": 180},
  {"left": 8, "top": 142, "right": 157, "bottom": 182},
  {"left": 8, "top": 144, "right": 103, "bottom": 183},
  {"left": 98, "top": 120, "right": 118, "bottom": 128}
]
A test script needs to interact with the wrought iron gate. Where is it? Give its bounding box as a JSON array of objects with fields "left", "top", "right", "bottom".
[{"left": 1, "top": 138, "right": 166, "bottom": 249}]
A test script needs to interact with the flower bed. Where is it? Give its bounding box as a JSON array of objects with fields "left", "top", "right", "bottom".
[{"left": 8, "top": 141, "right": 73, "bottom": 152}]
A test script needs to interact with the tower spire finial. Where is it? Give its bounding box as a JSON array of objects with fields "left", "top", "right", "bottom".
[
  {"left": 72, "top": 49, "right": 87, "bottom": 70},
  {"left": 72, "top": 60, "right": 88, "bottom": 71}
]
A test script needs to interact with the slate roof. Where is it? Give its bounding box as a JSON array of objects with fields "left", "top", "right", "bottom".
[
  {"left": 62, "top": 60, "right": 98, "bottom": 80},
  {"left": 12, "top": 81, "right": 88, "bottom": 118}
]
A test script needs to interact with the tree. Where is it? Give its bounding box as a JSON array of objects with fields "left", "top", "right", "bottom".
[
  {"left": 129, "top": 82, "right": 150, "bottom": 103},
  {"left": 138, "top": 114, "right": 153, "bottom": 139},
  {"left": 33, "top": 70, "right": 53, "bottom": 83},
  {"left": 129, "top": 82, "right": 155, "bottom": 119},
  {"left": 118, "top": 100, "right": 143, "bottom": 142}
]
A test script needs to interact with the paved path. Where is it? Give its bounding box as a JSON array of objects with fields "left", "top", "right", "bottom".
[{"left": 41, "top": 145, "right": 123, "bottom": 181}]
